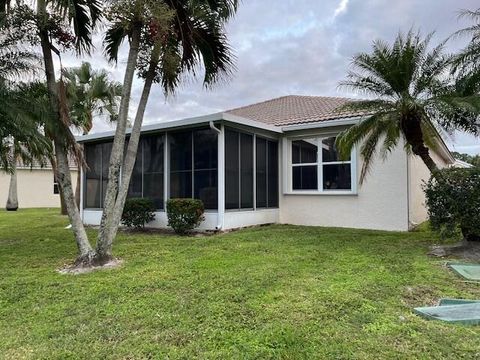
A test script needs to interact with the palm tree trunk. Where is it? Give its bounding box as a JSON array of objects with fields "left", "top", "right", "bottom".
[
  {"left": 6, "top": 160, "right": 18, "bottom": 211},
  {"left": 37, "top": 0, "right": 94, "bottom": 264},
  {"left": 401, "top": 116, "right": 439, "bottom": 175},
  {"left": 99, "top": 48, "right": 161, "bottom": 252},
  {"left": 95, "top": 24, "right": 142, "bottom": 262},
  {"left": 59, "top": 188, "right": 68, "bottom": 215}
]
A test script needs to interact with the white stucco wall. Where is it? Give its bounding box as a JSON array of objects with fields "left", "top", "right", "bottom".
[
  {"left": 407, "top": 149, "right": 451, "bottom": 227},
  {"left": 279, "top": 133, "right": 410, "bottom": 231},
  {"left": 0, "top": 168, "right": 78, "bottom": 208}
]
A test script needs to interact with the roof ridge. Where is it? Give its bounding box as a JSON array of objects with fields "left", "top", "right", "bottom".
[{"left": 225, "top": 95, "right": 292, "bottom": 113}]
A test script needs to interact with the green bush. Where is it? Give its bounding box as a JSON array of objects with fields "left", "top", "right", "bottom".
[
  {"left": 166, "top": 198, "right": 205, "bottom": 234},
  {"left": 425, "top": 168, "right": 480, "bottom": 241},
  {"left": 121, "top": 198, "right": 156, "bottom": 229}
]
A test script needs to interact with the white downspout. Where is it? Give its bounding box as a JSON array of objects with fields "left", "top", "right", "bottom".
[{"left": 210, "top": 121, "right": 224, "bottom": 231}]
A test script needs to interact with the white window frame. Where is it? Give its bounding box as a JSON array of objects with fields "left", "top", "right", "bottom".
[{"left": 284, "top": 134, "right": 357, "bottom": 195}]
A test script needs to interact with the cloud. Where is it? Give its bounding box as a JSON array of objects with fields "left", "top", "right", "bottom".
[{"left": 334, "top": 0, "right": 349, "bottom": 18}]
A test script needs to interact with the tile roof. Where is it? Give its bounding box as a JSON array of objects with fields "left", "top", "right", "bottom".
[{"left": 225, "top": 95, "right": 365, "bottom": 127}]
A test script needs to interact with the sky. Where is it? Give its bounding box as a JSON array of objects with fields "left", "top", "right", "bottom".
[{"left": 62, "top": 0, "right": 480, "bottom": 154}]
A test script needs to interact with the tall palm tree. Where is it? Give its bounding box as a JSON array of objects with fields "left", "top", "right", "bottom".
[
  {"left": 63, "top": 62, "right": 122, "bottom": 208},
  {"left": 34, "top": 0, "right": 102, "bottom": 263},
  {"left": 335, "top": 30, "right": 480, "bottom": 183},
  {"left": 95, "top": 0, "right": 237, "bottom": 262}
]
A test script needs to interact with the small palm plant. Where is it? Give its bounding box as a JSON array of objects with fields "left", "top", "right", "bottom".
[{"left": 335, "top": 30, "right": 480, "bottom": 183}]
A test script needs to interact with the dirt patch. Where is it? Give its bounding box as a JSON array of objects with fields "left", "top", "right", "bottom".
[
  {"left": 428, "top": 241, "right": 480, "bottom": 262},
  {"left": 57, "top": 258, "right": 124, "bottom": 275},
  {"left": 402, "top": 285, "right": 440, "bottom": 307}
]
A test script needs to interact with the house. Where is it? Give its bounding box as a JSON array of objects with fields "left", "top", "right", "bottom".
[
  {"left": 78, "top": 95, "right": 454, "bottom": 231},
  {"left": 0, "top": 161, "right": 79, "bottom": 209}
]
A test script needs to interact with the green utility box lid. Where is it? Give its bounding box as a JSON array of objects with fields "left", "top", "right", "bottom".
[
  {"left": 448, "top": 263, "right": 480, "bottom": 281},
  {"left": 414, "top": 299, "right": 480, "bottom": 325}
]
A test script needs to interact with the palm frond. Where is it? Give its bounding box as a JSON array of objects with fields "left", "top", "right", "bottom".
[{"left": 50, "top": 0, "right": 103, "bottom": 54}]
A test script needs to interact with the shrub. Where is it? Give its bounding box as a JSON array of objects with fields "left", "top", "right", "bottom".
[
  {"left": 425, "top": 168, "right": 480, "bottom": 241},
  {"left": 121, "top": 198, "right": 156, "bottom": 229},
  {"left": 166, "top": 198, "right": 205, "bottom": 234}
]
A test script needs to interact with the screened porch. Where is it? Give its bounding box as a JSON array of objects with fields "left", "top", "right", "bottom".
[{"left": 81, "top": 124, "right": 280, "bottom": 230}]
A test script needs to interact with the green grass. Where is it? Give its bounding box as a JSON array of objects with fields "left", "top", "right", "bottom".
[{"left": 1, "top": 209, "right": 480, "bottom": 359}]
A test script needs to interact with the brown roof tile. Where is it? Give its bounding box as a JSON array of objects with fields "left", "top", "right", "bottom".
[{"left": 226, "top": 95, "right": 365, "bottom": 127}]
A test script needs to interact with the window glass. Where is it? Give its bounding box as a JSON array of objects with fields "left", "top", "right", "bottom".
[
  {"left": 194, "top": 129, "right": 217, "bottom": 170},
  {"left": 193, "top": 129, "right": 217, "bottom": 209},
  {"left": 256, "top": 137, "right": 267, "bottom": 208},
  {"left": 322, "top": 137, "right": 350, "bottom": 162},
  {"left": 240, "top": 133, "right": 254, "bottom": 208},
  {"left": 292, "top": 139, "right": 317, "bottom": 163},
  {"left": 53, "top": 175, "right": 59, "bottom": 194},
  {"left": 127, "top": 141, "right": 143, "bottom": 199},
  {"left": 323, "top": 164, "right": 351, "bottom": 190},
  {"left": 84, "top": 141, "right": 113, "bottom": 208},
  {"left": 170, "top": 131, "right": 192, "bottom": 171},
  {"left": 85, "top": 143, "right": 102, "bottom": 208},
  {"left": 101, "top": 142, "right": 113, "bottom": 205},
  {"left": 194, "top": 169, "right": 217, "bottom": 209},
  {"left": 293, "top": 165, "right": 318, "bottom": 190},
  {"left": 267, "top": 140, "right": 279, "bottom": 207},
  {"left": 170, "top": 171, "right": 192, "bottom": 198},
  {"left": 170, "top": 131, "right": 193, "bottom": 199},
  {"left": 143, "top": 135, "right": 164, "bottom": 209},
  {"left": 225, "top": 129, "right": 239, "bottom": 209}
]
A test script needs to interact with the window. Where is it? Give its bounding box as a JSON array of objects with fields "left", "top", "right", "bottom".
[
  {"left": 143, "top": 135, "right": 164, "bottom": 209},
  {"left": 194, "top": 129, "right": 218, "bottom": 209},
  {"left": 256, "top": 137, "right": 279, "bottom": 208},
  {"left": 84, "top": 141, "right": 112, "bottom": 208},
  {"left": 291, "top": 136, "right": 353, "bottom": 192},
  {"left": 292, "top": 138, "right": 318, "bottom": 190},
  {"left": 169, "top": 128, "right": 217, "bottom": 209},
  {"left": 225, "top": 129, "right": 239, "bottom": 209},
  {"left": 225, "top": 129, "right": 254, "bottom": 210},
  {"left": 127, "top": 134, "right": 165, "bottom": 209},
  {"left": 53, "top": 175, "right": 59, "bottom": 194}
]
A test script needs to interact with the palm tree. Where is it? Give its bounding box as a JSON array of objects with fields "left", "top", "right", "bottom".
[
  {"left": 1, "top": 81, "right": 53, "bottom": 210},
  {"left": 335, "top": 30, "right": 480, "bottom": 183},
  {"left": 95, "top": 0, "right": 237, "bottom": 262},
  {"left": 451, "top": 9, "right": 480, "bottom": 73},
  {"left": 34, "top": 0, "right": 102, "bottom": 263},
  {"left": 64, "top": 62, "right": 122, "bottom": 134},
  {"left": 63, "top": 62, "right": 122, "bottom": 208}
]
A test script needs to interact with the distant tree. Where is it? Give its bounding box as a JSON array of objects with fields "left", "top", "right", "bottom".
[
  {"left": 63, "top": 62, "right": 122, "bottom": 208},
  {"left": 451, "top": 151, "right": 480, "bottom": 167},
  {"left": 336, "top": 30, "right": 480, "bottom": 182},
  {"left": 0, "top": 10, "right": 52, "bottom": 210}
]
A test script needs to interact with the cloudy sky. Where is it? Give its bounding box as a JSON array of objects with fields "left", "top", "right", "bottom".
[{"left": 63, "top": 0, "right": 480, "bottom": 154}]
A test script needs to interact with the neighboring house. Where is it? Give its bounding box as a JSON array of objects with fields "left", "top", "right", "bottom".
[
  {"left": 453, "top": 158, "right": 474, "bottom": 168},
  {"left": 78, "top": 95, "right": 454, "bottom": 231},
  {"left": 0, "top": 161, "right": 78, "bottom": 208}
]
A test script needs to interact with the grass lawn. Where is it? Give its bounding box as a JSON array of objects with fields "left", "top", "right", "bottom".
[{"left": 1, "top": 209, "right": 480, "bottom": 359}]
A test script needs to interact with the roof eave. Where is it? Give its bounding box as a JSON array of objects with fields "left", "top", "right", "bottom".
[{"left": 280, "top": 116, "right": 363, "bottom": 132}]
